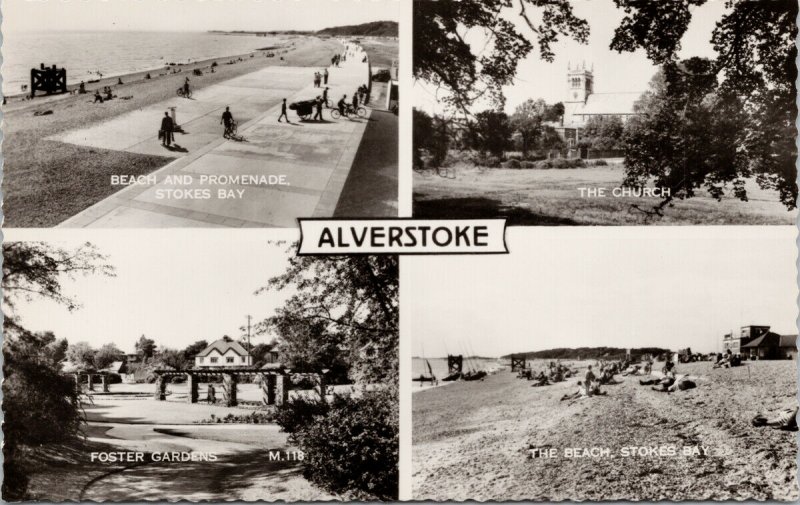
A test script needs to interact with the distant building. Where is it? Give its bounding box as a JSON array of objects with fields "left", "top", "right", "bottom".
[
  {"left": 723, "top": 325, "right": 771, "bottom": 355},
  {"left": 741, "top": 331, "right": 797, "bottom": 360},
  {"left": 553, "top": 62, "right": 644, "bottom": 149},
  {"left": 194, "top": 336, "right": 253, "bottom": 368}
]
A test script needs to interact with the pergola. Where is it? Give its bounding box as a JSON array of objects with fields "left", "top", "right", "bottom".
[
  {"left": 152, "top": 367, "right": 325, "bottom": 408},
  {"left": 71, "top": 370, "right": 112, "bottom": 393}
]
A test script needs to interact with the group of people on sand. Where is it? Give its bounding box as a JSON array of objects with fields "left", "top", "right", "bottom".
[
  {"left": 93, "top": 85, "right": 116, "bottom": 103},
  {"left": 560, "top": 365, "right": 608, "bottom": 401},
  {"left": 713, "top": 349, "right": 742, "bottom": 368},
  {"left": 313, "top": 69, "right": 329, "bottom": 87}
]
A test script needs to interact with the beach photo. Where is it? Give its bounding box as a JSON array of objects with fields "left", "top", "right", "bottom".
[
  {"left": 413, "top": 0, "right": 797, "bottom": 225},
  {"left": 410, "top": 227, "right": 798, "bottom": 500},
  {"left": 2, "top": 0, "right": 399, "bottom": 228},
  {"left": 2, "top": 233, "right": 398, "bottom": 501}
]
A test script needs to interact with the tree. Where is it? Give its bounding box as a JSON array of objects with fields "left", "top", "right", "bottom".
[
  {"left": 158, "top": 348, "right": 188, "bottom": 370},
  {"left": 181, "top": 340, "right": 208, "bottom": 362},
  {"left": 94, "top": 343, "right": 122, "bottom": 370},
  {"left": 256, "top": 253, "right": 398, "bottom": 385},
  {"left": 510, "top": 99, "right": 566, "bottom": 156},
  {"left": 413, "top": 108, "right": 451, "bottom": 169},
  {"left": 581, "top": 115, "right": 624, "bottom": 151},
  {"left": 469, "top": 110, "right": 513, "bottom": 157},
  {"left": 1, "top": 241, "right": 112, "bottom": 501},
  {"left": 65, "top": 341, "right": 96, "bottom": 369},
  {"left": 135, "top": 335, "right": 156, "bottom": 360},
  {"left": 414, "top": 0, "right": 588, "bottom": 112},
  {"left": 2, "top": 241, "right": 114, "bottom": 334},
  {"left": 623, "top": 58, "right": 746, "bottom": 216}
]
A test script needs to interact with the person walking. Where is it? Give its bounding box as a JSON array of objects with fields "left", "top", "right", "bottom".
[
  {"left": 323, "top": 68, "right": 329, "bottom": 85},
  {"left": 313, "top": 96, "right": 323, "bottom": 121},
  {"left": 322, "top": 86, "right": 329, "bottom": 107},
  {"left": 278, "top": 98, "right": 290, "bottom": 123},
  {"left": 160, "top": 111, "right": 174, "bottom": 147},
  {"left": 221, "top": 106, "right": 234, "bottom": 137},
  {"left": 352, "top": 91, "right": 359, "bottom": 111}
]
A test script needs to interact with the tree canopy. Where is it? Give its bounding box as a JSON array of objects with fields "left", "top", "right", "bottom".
[{"left": 256, "top": 252, "right": 398, "bottom": 385}]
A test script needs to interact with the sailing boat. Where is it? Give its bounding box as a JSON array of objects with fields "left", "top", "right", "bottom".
[{"left": 413, "top": 358, "right": 438, "bottom": 385}]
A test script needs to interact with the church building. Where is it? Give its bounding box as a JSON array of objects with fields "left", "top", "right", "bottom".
[{"left": 554, "top": 62, "right": 644, "bottom": 148}]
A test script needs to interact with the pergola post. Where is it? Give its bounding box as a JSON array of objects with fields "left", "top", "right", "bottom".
[
  {"left": 317, "top": 374, "right": 328, "bottom": 404},
  {"left": 87, "top": 374, "right": 95, "bottom": 391},
  {"left": 276, "top": 374, "right": 290, "bottom": 406},
  {"left": 154, "top": 375, "right": 166, "bottom": 401},
  {"left": 101, "top": 375, "right": 109, "bottom": 393},
  {"left": 74, "top": 374, "right": 81, "bottom": 392},
  {"left": 222, "top": 373, "right": 237, "bottom": 407},
  {"left": 260, "top": 373, "right": 277, "bottom": 405},
  {"left": 188, "top": 373, "right": 198, "bottom": 404}
]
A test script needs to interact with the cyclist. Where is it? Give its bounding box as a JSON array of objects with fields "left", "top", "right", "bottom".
[
  {"left": 337, "top": 95, "right": 347, "bottom": 118},
  {"left": 221, "top": 106, "right": 234, "bottom": 137},
  {"left": 183, "top": 77, "right": 190, "bottom": 97}
]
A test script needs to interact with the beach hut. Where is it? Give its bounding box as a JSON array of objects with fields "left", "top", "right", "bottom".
[{"left": 741, "top": 331, "right": 797, "bottom": 360}]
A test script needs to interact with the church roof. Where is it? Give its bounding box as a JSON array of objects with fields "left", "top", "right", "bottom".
[{"left": 577, "top": 92, "right": 643, "bottom": 116}]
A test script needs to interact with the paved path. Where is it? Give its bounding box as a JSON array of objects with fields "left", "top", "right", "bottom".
[{"left": 58, "top": 43, "right": 374, "bottom": 227}]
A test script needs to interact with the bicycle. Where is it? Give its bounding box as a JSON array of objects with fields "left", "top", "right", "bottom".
[
  {"left": 177, "top": 87, "right": 192, "bottom": 99},
  {"left": 330, "top": 104, "right": 367, "bottom": 119},
  {"left": 223, "top": 120, "right": 238, "bottom": 139}
]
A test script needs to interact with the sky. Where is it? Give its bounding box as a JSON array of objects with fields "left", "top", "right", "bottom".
[
  {"left": 2, "top": 0, "right": 399, "bottom": 33},
  {"left": 407, "top": 227, "right": 798, "bottom": 358},
  {"left": 10, "top": 233, "right": 298, "bottom": 354},
  {"left": 415, "top": 0, "right": 727, "bottom": 115}
]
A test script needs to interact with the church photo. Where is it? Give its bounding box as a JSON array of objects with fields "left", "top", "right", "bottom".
[{"left": 412, "top": 0, "right": 797, "bottom": 226}]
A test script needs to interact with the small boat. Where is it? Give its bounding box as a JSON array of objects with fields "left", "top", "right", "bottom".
[
  {"left": 412, "top": 359, "right": 438, "bottom": 385},
  {"left": 442, "top": 372, "right": 461, "bottom": 381},
  {"left": 462, "top": 370, "right": 487, "bottom": 381}
]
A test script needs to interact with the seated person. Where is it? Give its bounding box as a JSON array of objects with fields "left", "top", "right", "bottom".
[
  {"left": 752, "top": 406, "right": 798, "bottom": 431},
  {"left": 560, "top": 381, "right": 588, "bottom": 401}
]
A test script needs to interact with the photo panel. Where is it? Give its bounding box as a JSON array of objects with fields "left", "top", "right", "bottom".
[
  {"left": 412, "top": 0, "right": 796, "bottom": 226},
  {"left": 1, "top": 231, "right": 398, "bottom": 501},
  {"left": 409, "top": 227, "right": 798, "bottom": 501},
  {"left": 2, "top": 0, "right": 399, "bottom": 228}
]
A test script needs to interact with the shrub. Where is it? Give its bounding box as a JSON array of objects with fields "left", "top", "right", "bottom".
[
  {"left": 503, "top": 159, "right": 522, "bottom": 169},
  {"left": 594, "top": 159, "right": 608, "bottom": 166},
  {"left": 535, "top": 160, "right": 552, "bottom": 169},
  {"left": 520, "top": 161, "right": 538, "bottom": 169},
  {"left": 274, "top": 395, "right": 329, "bottom": 435},
  {"left": 551, "top": 159, "right": 569, "bottom": 169},
  {"left": 287, "top": 390, "right": 398, "bottom": 500}
]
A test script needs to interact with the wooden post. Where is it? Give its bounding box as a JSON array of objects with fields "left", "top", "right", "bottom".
[
  {"left": 154, "top": 375, "right": 166, "bottom": 401},
  {"left": 75, "top": 374, "right": 81, "bottom": 392},
  {"left": 87, "top": 374, "right": 95, "bottom": 391},
  {"left": 317, "top": 374, "right": 328, "bottom": 404},
  {"left": 260, "top": 373, "right": 277, "bottom": 405},
  {"left": 101, "top": 375, "right": 109, "bottom": 393},
  {"left": 188, "top": 373, "right": 198, "bottom": 404},
  {"left": 276, "top": 374, "right": 290, "bottom": 406},
  {"left": 222, "top": 373, "right": 237, "bottom": 407}
]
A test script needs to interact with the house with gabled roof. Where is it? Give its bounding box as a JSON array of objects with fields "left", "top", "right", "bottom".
[{"left": 194, "top": 336, "right": 253, "bottom": 368}]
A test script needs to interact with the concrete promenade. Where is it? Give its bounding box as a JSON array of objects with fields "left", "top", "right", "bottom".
[{"left": 58, "top": 43, "right": 373, "bottom": 227}]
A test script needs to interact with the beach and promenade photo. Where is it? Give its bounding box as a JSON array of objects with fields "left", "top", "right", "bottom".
[
  {"left": 2, "top": 233, "right": 398, "bottom": 501},
  {"left": 410, "top": 227, "right": 798, "bottom": 501},
  {"left": 2, "top": 0, "right": 399, "bottom": 228},
  {"left": 413, "top": 0, "right": 796, "bottom": 225}
]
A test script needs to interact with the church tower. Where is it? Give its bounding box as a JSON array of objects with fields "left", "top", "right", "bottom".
[
  {"left": 563, "top": 61, "right": 593, "bottom": 126},
  {"left": 566, "top": 61, "right": 593, "bottom": 104}
]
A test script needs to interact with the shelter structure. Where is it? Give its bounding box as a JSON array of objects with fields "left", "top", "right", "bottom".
[
  {"left": 447, "top": 355, "right": 463, "bottom": 375},
  {"left": 152, "top": 367, "right": 325, "bottom": 408},
  {"left": 510, "top": 354, "right": 527, "bottom": 372},
  {"left": 30, "top": 64, "right": 67, "bottom": 97}
]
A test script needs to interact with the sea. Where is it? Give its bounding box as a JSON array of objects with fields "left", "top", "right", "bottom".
[
  {"left": 412, "top": 357, "right": 505, "bottom": 391},
  {"left": 2, "top": 31, "right": 283, "bottom": 95}
]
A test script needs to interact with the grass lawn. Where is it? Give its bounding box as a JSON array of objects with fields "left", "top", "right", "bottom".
[{"left": 413, "top": 163, "right": 796, "bottom": 225}]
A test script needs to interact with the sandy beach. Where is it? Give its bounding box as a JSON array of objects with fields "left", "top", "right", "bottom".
[
  {"left": 2, "top": 36, "right": 347, "bottom": 227},
  {"left": 413, "top": 359, "right": 798, "bottom": 501}
]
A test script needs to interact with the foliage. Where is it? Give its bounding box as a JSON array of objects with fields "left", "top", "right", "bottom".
[
  {"left": 503, "top": 346, "right": 671, "bottom": 360},
  {"left": 181, "top": 340, "right": 208, "bottom": 362},
  {"left": 135, "top": 335, "right": 156, "bottom": 360},
  {"left": 196, "top": 410, "right": 277, "bottom": 425},
  {"left": 413, "top": 108, "right": 450, "bottom": 169},
  {"left": 581, "top": 115, "right": 625, "bottom": 151},
  {"left": 256, "top": 254, "right": 398, "bottom": 385},
  {"left": 94, "top": 343, "right": 122, "bottom": 370},
  {"left": 158, "top": 348, "right": 190, "bottom": 370},
  {"left": 468, "top": 110, "right": 513, "bottom": 157},
  {"left": 277, "top": 390, "right": 398, "bottom": 500},
  {"left": 414, "top": 0, "right": 588, "bottom": 112},
  {"left": 2, "top": 242, "right": 114, "bottom": 334},
  {"left": 2, "top": 330, "right": 84, "bottom": 500},
  {"left": 371, "top": 68, "right": 392, "bottom": 83},
  {"left": 623, "top": 58, "right": 747, "bottom": 215},
  {"left": 510, "top": 99, "right": 565, "bottom": 156}
]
